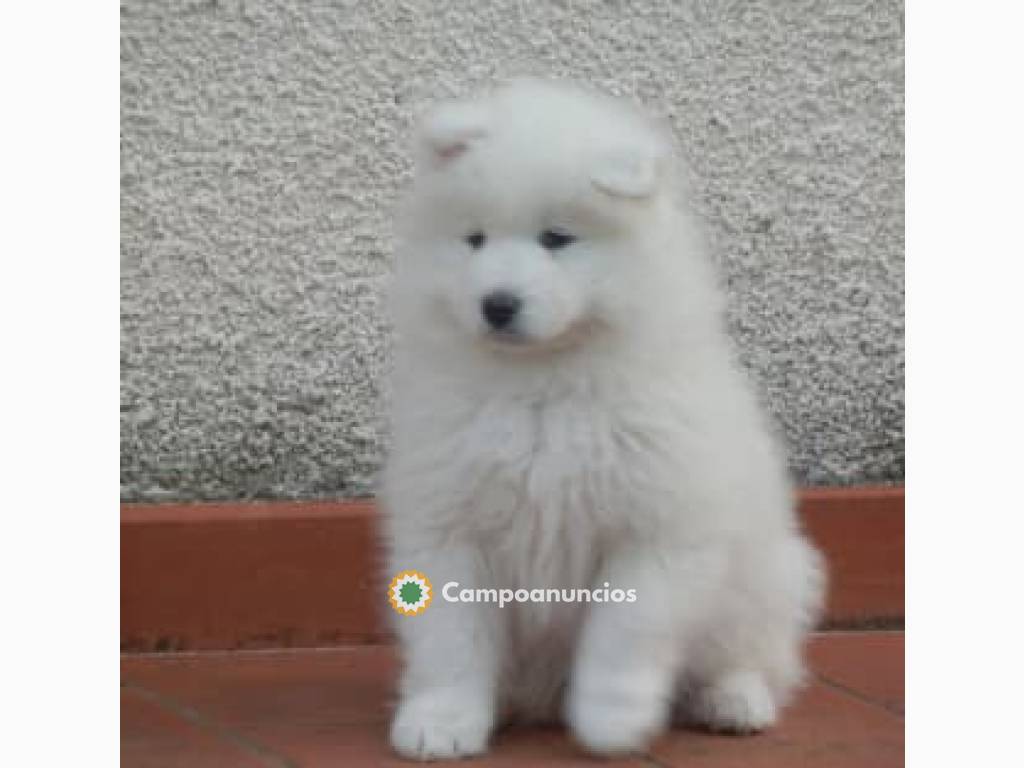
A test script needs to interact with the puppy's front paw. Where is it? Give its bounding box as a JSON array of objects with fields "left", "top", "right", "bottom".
[
  {"left": 687, "top": 670, "right": 777, "bottom": 734},
  {"left": 390, "top": 688, "right": 494, "bottom": 761},
  {"left": 567, "top": 680, "right": 668, "bottom": 756}
]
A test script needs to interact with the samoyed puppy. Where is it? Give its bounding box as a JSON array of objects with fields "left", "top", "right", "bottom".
[{"left": 382, "top": 79, "right": 824, "bottom": 760}]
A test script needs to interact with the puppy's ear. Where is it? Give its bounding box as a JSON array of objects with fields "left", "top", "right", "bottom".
[
  {"left": 590, "top": 145, "right": 664, "bottom": 199},
  {"left": 416, "top": 100, "right": 489, "bottom": 170}
]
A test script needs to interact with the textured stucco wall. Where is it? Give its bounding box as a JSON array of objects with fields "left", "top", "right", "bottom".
[{"left": 121, "top": 0, "right": 904, "bottom": 500}]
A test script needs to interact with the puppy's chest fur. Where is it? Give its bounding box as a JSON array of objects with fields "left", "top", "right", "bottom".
[{"left": 449, "top": 388, "right": 668, "bottom": 591}]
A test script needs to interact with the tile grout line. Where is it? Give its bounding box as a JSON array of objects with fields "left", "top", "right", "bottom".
[
  {"left": 814, "top": 672, "right": 904, "bottom": 717},
  {"left": 122, "top": 679, "right": 300, "bottom": 768},
  {"left": 120, "top": 645, "right": 380, "bottom": 660},
  {"left": 118, "top": 629, "right": 903, "bottom": 661},
  {"left": 641, "top": 754, "right": 676, "bottom": 768}
]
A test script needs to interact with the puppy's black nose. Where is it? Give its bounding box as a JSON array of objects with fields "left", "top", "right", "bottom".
[{"left": 481, "top": 291, "right": 522, "bottom": 330}]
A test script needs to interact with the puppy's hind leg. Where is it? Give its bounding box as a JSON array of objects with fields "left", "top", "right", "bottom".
[{"left": 677, "top": 534, "right": 825, "bottom": 734}]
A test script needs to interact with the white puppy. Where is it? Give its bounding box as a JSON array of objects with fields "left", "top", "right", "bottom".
[{"left": 382, "top": 79, "right": 825, "bottom": 760}]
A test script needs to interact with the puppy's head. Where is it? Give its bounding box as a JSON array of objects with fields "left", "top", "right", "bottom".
[{"left": 397, "top": 79, "right": 679, "bottom": 354}]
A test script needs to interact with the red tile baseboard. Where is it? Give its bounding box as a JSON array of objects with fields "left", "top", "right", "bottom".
[
  {"left": 799, "top": 487, "right": 904, "bottom": 628},
  {"left": 121, "top": 486, "right": 903, "bottom": 652}
]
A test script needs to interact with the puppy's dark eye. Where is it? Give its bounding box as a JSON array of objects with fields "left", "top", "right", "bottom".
[
  {"left": 465, "top": 231, "right": 486, "bottom": 250},
  {"left": 539, "top": 229, "right": 576, "bottom": 250}
]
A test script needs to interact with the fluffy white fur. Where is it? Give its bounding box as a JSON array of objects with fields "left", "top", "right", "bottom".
[{"left": 382, "top": 79, "right": 825, "bottom": 760}]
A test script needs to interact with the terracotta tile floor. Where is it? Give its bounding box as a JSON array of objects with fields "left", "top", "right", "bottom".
[{"left": 121, "top": 632, "right": 903, "bottom": 767}]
